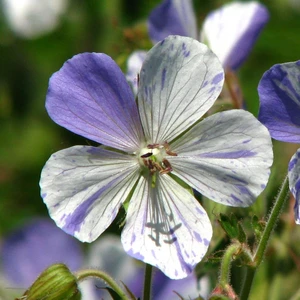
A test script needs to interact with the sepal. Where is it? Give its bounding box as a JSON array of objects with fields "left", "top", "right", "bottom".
[
  {"left": 218, "top": 213, "right": 247, "bottom": 243},
  {"left": 17, "top": 263, "right": 81, "bottom": 300}
]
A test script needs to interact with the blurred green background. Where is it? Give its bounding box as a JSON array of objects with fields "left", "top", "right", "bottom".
[{"left": 0, "top": 0, "right": 300, "bottom": 299}]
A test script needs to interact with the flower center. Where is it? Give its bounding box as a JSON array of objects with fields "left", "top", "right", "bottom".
[{"left": 138, "top": 142, "right": 177, "bottom": 176}]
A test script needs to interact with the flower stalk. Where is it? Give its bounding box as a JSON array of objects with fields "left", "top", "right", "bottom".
[
  {"left": 75, "top": 269, "right": 131, "bottom": 300},
  {"left": 143, "top": 263, "right": 153, "bottom": 300},
  {"left": 239, "top": 175, "right": 290, "bottom": 300}
]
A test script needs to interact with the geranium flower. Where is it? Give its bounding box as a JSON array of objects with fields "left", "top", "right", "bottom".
[
  {"left": 148, "top": 0, "right": 269, "bottom": 70},
  {"left": 258, "top": 60, "right": 300, "bottom": 224},
  {"left": 40, "top": 35, "right": 272, "bottom": 279}
]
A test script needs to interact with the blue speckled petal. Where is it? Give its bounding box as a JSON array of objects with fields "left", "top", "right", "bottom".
[
  {"left": 201, "top": 1, "right": 269, "bottom": 70},
  {"left": 138, "top": 35, "right": 224, "bottom": 144},
  {"left": 148, "top": 0, "right": 197, "bottom": 43},
  {"left": 258, "top": 61, "right": 300, "bottom": 143},
  {"left": 122, "top": 175, "right": 212, "bottom": 279},
  {"left": 288, "top": 149, "right": 300, "bottom": 224},
  {"left": 46, "top": 53, "right": 144, "bottom": 152},
  {"left": 169, "top": 110, "right": 273, "bottom": 207},
  {"left": 40, "top": 146, "right": 140, "bottom": 242}
]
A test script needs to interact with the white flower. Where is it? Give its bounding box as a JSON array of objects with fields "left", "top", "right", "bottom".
[{"left": 40, "top": 35, "right": 273, "bottom": 279}]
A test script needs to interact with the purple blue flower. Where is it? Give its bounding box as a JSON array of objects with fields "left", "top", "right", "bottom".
[
  {"left": 40, "top": 35, "right": 273, "bottom": 279},
  {"left": 258, "top": 60, "right": 300, "bottom": 224},
  {"left": 148, "top": 0, "right": 269, "bottom": 70},
  {"left": 1, "top": 219, "right": 82, "bottom": 288}
]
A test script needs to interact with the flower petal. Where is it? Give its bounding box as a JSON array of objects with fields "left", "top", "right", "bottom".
[
  {"left": 40, "top": 146, "right": 140, "bottom": 242},
  {"left": 138, "top": 35, "right": 224, "bottom": 144},
  {"left": 169, "top": 110, "right": 273, "bottom": 207},
  {"left": 258, "top": 61, "right": 300, "bottom": 143},
  {"left": 148, "top": 0, "right": 197, "bottom": 43},
  {"left": 201, "top": 2, "right": 269, "bottom": 70},
  {"left": 126, "top": 50, "right": 147, "bottom": 96},
  {"left": 288, "top": 149, "right": 300, "bottom": 224},
  {"left": 2, "top": 219, "right": 82, "bottom": 287},
  {"left": 46, "top": 53, "right": 144, "bottom": 152},
  {"left": 121, "top": 175, "right": 212, "bottom": 279}
]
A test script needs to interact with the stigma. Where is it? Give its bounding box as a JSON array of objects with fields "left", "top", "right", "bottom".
[{"left": 138, "top": 142, "right": 177, "bottom": 175}]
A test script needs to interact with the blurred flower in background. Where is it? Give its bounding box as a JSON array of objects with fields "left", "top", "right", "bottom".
[
  {"left": 126, "top": 50, "right": 147, "bottom": 96},
  {"left": 0, "top": 219, "right": 209, "bottom": 299},
  {"left": 0, "top": 218, "right": 82, "bottom": 298},
  {"left": 148, "top": 0, "right": 269, "bottom": 70},
  {"left": 1, "top": 0, "right": 69, "bottom": 38},
  {"left": 258, "top": 60, "right": 300, "bottom": 224}
]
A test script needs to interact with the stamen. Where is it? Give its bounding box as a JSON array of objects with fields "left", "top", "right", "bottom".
[
  {"left": 140, "top": 142, "right": 177, "bottom": 176},
  {"left": 147, "top": 143, "right": 161, "bottom": 149},
  {"left": 163, "top": 141, "right": 178, "bottom": 156},
  {"left": 160, "top": 159, "right": 172, "bottom": 174}
]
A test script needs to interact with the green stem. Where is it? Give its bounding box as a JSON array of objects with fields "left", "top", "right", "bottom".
[
  {"left": 254, "top": 175, "right": 289, "bottom": 265},
  {"left": 75, "top": 269, "right": 130, "bottom": 300},
  {"left": 143, "top": 264, "right": 153, "bottom": 300},
  {"left": 219, "top": 243, "right": 241, "bottom": 287},
  {"left": 240, "top": 175, "right": 290, "bottom": 300}
]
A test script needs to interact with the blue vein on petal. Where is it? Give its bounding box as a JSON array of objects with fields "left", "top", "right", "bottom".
[
  {"left": 199, "top": 150, "right": 257, "bottom": 159},
  {"left": 61, "top": 177, "right": 121, "bottom": 235},
  {"left": 161, "top": 68, "right": 167, "bottom": 90}
]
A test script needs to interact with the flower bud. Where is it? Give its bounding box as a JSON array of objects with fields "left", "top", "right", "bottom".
[{"left": 17, "top": 263, "right": 81, "bottom": 300}]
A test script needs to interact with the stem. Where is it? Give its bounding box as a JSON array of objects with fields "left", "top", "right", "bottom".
[
  {"left": 225, "top": 70, "right": 243, "bottom": 109},
  {"left": 143, "top": 264, "right": 153, "bottom": 300},
  {"left": 219, "top": 243, "right": 241, "bottom": 287},
  {"left": 239, "top": 175, "right": 290, "bottom": 300},
  {"left": 254, "top": 175, "right": 289, "bottom": 265},
  {"left": 75, "top": 269, "right": 130, "bottom": 300}
]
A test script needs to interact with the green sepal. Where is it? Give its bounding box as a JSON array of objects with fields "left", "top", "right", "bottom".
[
  {"left": 18, "top": 263, "right": 81, "bottom": 300},
  {"left": 219, "top": 213, "right": 239, "bottom": 239},
  {"left": 207, "top": 250, "right": 225, "bottom": 263},
  {"left": 237, "top": 223, "right": 247, "bottom": 243},
  {"left": 209, "top": 295, "right": 232, "bottom": 300},
  {"left": 251, "top": 215, "right": 266, "bottom": 241},
  {"left": 219, "top": 213, "right": 247, "bottom": 243},
  {"left": 102, "top": 287, "right": 122, "bottom": 300}
]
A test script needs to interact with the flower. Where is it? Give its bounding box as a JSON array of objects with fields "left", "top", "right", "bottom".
[
  {"left": 1, "top": 219, "right": 82, "bottom": 288},
  {"left": 148, "top": 0, "right": 269, "bottom": 70},
  {"left": 2, "top": 0, "right": 69, "bottom": 38},
  {"left": 40, "top": 35, "right": 273, "bottom": 279},
  {"left": 258, "top": 60, "right": 300, "bottom": 224},
  {"left": 126, "top": 51, "right": 147, "bottom": 96},
  {"left": 0, "top": 219, "right": 85, "bottom": 299}
]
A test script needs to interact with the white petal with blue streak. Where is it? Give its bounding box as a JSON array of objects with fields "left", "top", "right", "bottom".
[
  {"left": 40, "top": 146, "right": 140, "bottom": 242},
  {"left": 138, "top": 35, "right": 224, "bottom": 144},
  {"left": 122, "top": 174, "right": 212, "bottom": 279},
  {"left": 169, "top": 110, "right": 273, "bottom": 207}
]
